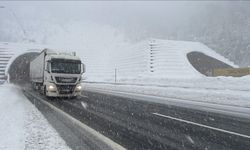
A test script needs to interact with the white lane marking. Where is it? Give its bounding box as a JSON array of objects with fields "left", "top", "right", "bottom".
[
  {"left": 84, "top": 87, "right": 250, "bottom": 120},
  {"left": 152, "top": 112, "right": 250, "bottom": 139},
  {"left": 185, "top": 135, "right": 195, "bottom": 144},
  {"left": 80, "top": 95, "right": 88, "bottom": 98},
  {"left": 81, "top": 101, "right": 88, "bottom": 109}
]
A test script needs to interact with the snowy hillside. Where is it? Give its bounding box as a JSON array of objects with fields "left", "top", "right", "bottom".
[
  {"left": 82, "top": 39, "right": 236, "bottom": 81},
  {"left": 148, "top": 39, "right": 236, "bottom": 78},
  {"left": 0, "top": 38, "right": 235, "bottom": 83},
  {"left": 0, "top": 42, "right": 43, "bottom": 83}
]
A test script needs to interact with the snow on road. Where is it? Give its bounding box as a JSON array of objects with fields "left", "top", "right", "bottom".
[
  {"left": 0, "top": 84, "right": 70, "bottom": 150},
  {"left": 83, "top": 76, "right": 250, "bottom": 108}
]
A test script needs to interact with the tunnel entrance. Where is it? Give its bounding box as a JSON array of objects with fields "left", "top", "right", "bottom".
[
  {"left": 8, "top": 52, "right": 39, "bottom": 85},
  {"left": 187, "top": 51, "right": 233, "bottom": 76}
]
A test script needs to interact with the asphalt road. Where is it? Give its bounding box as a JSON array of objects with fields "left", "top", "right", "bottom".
[{"left": 24, "top": 88, "right": 250, "bottom": 150}]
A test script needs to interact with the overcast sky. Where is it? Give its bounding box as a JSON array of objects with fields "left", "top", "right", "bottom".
[
  {"left": 0, "top": 1, "right": 248, "bottom": 42},
  {"left": 1, "top": 1, "right": 202, "bottom": 22},
  {"left": 0, "top": 1, "right": 207, "bottom": 30}
]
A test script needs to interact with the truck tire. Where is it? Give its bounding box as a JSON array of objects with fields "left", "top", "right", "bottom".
[
  {"left": 44, "top": 86, "right": 47, "bottom": 96},
  {"left": 70, "top": 96, "right": 77, "bottom": 99}
]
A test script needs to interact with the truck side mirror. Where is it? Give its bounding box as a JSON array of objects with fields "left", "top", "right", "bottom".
[{"left": 81, "top": 63, "right": 85, "bottom": 74}]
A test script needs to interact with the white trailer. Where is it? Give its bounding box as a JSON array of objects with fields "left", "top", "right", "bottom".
[{"left": 30, "top": 49, "right": 85, "bottom": 98}]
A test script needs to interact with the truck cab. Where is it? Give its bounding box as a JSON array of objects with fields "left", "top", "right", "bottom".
[{"left": 30, "top": 49, "right": 85, "bottom": 98}]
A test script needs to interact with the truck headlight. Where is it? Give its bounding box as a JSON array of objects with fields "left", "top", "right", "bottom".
[
  {"left": 48, "top": 85, "right": 56, "bottom": 91},
  {"left": 76, "top": 85, "right": 82, "bottom": 91}
]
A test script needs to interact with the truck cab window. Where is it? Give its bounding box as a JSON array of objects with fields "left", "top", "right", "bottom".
[{"left": 51, "top": 59, "right": 81, "bottom": 74}]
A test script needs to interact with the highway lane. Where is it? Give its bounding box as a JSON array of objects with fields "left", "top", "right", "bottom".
[{"left": 24, "top": 88, "right": 250, "bottom": 150}]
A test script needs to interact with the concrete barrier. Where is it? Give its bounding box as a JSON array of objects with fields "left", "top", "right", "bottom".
[{"left": 23, "top": 89, "right": 126, "bottom": 150}]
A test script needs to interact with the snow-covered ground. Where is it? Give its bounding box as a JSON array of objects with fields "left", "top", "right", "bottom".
[
  {"left": 3, "top": 40, "right": 250, "bottom": 108},
  {"left": 0, "top": 84, "right": 70, "bottom": 150},
  {"left": 79, "top": 39, "right": 237, "bottom": 81},
  {"left": 1, "top": 38, "right": 249, "bottom": 108},
  {"left": 83, "top": 75, "right": 250, "bottom": 108}
]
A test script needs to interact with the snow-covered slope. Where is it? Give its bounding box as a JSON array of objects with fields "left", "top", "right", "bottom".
[
  {"left": 0, "top": 44, "right": 14, "bottom": 83},
  {"left": 0, "top": 38, "right": 236, "bottom": 83},
  {"left": 84, "top": 39, "right": 235, "bottom": 81},
  {"left": 147, "top": 39, "right": 236, "bottom": 78},
  {"left": 0, "top": 42, "right": 44, "bottom": 83}
]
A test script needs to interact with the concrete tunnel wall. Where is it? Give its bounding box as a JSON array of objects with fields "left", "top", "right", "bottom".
[{"left": 8, "top": 52, "right": 39, "bottom": 84}]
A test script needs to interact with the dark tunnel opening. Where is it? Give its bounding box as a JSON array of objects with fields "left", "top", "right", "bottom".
[
  {"left": 8, "top": 52, "right": 39, "bottom": 85},
  {"left": 187, "top": 51, "right": 233, "bottom": 76}
]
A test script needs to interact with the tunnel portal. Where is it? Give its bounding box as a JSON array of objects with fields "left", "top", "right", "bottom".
[
  {"left": 8, "top": 52, "right": 39, "bottom": 84},
  {"left": 187, "top": 51, "right": 233, "bottom": 76}
]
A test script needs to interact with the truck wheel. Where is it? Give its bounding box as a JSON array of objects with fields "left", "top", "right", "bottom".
[
  {"left": 31, "top": 82, "right": 34, "bottom": 89},
  {"left": 71, "top": 96, "right": 77, "bottom": 99},
  {"left": 44, "top": 86, "right": 47, "bottom": 96}
]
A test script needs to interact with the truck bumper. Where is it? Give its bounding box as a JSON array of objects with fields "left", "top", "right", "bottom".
[
  {"left": 46, "top": 91, "right": 81, "bottom": 97},
  {"left": 46, "top": 83, "right": 82, "bottom": 98}
]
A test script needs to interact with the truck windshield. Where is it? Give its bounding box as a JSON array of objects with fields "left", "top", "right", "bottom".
[{"left": 51, "top": 59, "right": 81, "bottom": 74}]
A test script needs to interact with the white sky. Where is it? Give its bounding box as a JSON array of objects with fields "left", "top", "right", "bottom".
[
  {"left": 0, "top": 1, "right": 248, "bottom": 42},
  {"left": 0, "top": 1, "right": 205, "bottom": 29}
]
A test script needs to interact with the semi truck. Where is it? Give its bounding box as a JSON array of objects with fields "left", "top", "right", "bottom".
[{"left": 30, "top": 49, "right": 85, "bottom": 98}]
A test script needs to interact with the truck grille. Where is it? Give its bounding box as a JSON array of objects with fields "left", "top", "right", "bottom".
[
  {"left": 55, "top": 77, "right": 77, "bottom": 83},
  {"left": 56, "top": 85, "right": 75, "bottom": 94}
]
